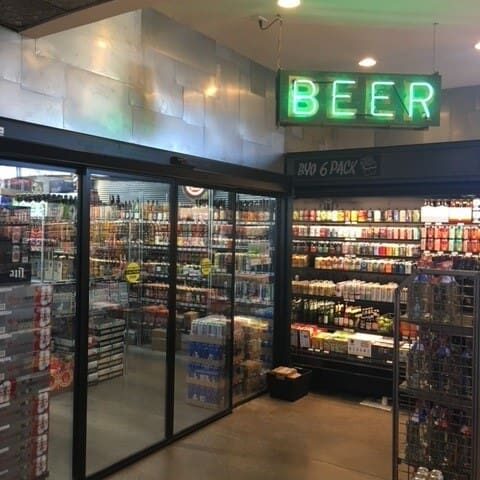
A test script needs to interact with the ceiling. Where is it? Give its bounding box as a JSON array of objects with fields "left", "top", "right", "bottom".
[
  {"left": 0, "top": 0, "right": 111, "bottom": 31},
  {"left": 150, "top": 0, "right": 480, "bottom": 89},
  {"left": 21, "top": 0, "right": 480, "bottom": 89}
]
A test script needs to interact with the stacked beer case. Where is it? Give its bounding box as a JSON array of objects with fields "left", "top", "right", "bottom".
[
  {"left": 0, "top": 205, "right": 51, "bottom": 479},
  {"left": 186, "top": 316, "right": 229, "bottom": 409}
]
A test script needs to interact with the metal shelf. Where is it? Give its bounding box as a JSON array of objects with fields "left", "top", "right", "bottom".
[
  {"left": 399, "top": 383, "right": 472, "bottom": 411},
  {"left": 291, "top": 348, "right": 393, "bottom": 371},
  {"left": 399, "top": 316, "right": 473, "bottom": 336},
  {"left": 292, "top": 267, "right": 409, "bottom": 281},
  {"left": 292, "top": 292, "right": 396, "bottom": 307}
]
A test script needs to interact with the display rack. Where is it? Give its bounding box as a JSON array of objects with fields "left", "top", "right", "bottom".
[
  {"left": 27, "top": 193, "right": 77, "bottom": 395},
  {"left": 0, "top": 204, "right": 51, "bottom": 480},
  {"left": 393, "top": 268, "right": 480, "bottom": 480},
  {"left": 186, "top": 316, "right": 230, "bottom": 410},
  {"left": 290, "top": 208, "right": 421, "bottom": 387},
  {"left": 233, "top": 195, "right": 276, "bottom": 403}
]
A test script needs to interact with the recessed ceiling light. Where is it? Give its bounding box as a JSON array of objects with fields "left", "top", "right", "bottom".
[
  {"left": 277, "top": 0, "right": 301, "bottom": 8},
  {"left": 475, "top": 42, "right": 480, "bottom": 50},
  {"left": 359, "top": 57, "right": 377, "bottom": 68}
]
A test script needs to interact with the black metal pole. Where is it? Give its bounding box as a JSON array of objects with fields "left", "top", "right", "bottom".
[
  {"left": 392, "top": 282, "right": 403, "bottom": 480},
  {"left": 274, "top": 194, "right": 292, "bottom": 366},
  {"left": 165, "top": 182, "right": 178, "bottom": 438},
  {"left": 72, "top": 168, "right": 91, "bottom": 480},
  {"left": 472, "top": 273, "right": 480, "bottom": 480},
  {"left": 228, "top": 191, "right": 237, "bottom": 409}
]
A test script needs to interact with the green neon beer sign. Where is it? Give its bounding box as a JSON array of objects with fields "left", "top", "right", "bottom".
[{"left": 277, "top": 70, "right": 441, "bottom": 128}]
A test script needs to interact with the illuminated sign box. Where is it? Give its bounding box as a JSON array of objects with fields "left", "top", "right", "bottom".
[{"left": 277, "top": 70, "right": 441, "bottom": 128}]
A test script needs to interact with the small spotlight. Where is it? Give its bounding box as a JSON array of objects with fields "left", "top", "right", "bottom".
[
  {"left": 475, "top": 42, "right": 480, "bottom": 50},
  {"left": 277, "top": 0, "right": 301, "bottom": 8}
]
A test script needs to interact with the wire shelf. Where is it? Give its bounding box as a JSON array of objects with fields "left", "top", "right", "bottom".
[{"left": 394, "top": 269, "right": 479, "bottom": 480}]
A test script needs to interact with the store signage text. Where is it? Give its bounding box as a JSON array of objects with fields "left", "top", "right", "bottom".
[
  {"left": 277, "top": 70, "right": 441, "bottom": 128},
  {"left": 295, "top": 156, "right": 380, "bottom": 179}
]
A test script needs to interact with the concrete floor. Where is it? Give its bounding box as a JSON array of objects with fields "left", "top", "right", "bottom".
[
  {"left": 48, "top": 347, "right": 227, "bottom": 477},
  {"left": 108, "top": 394, "right": 392, "bottom": 480}
]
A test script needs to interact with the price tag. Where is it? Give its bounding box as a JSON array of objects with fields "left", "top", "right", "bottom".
[
  {"left": 125, "top": 263, "right": 140, "bottom": 284},
  {"left": 200, "top": 258, "right": 212, "bottom": 277}
]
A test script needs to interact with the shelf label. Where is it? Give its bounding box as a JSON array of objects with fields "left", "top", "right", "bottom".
[
  {"left": 125, "top": 262, "right": 140, "bottom": 284},
  {"left": 295, "top": 156, "right": 380, "bottom": 179},
  {"left": 200, "top": 258, "right": 212, "bottom": 277}
]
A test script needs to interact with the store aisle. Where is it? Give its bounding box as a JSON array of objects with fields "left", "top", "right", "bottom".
[{"left": 108, "top": 393, "right": 391, "bottom": 480}]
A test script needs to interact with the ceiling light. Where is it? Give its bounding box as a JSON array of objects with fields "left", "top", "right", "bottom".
[
  {"left": 277, "top": 0, "right": 301, "bottom": 8},
  {"left": 359, "top": 57, "right": 377, "bottom": 68},
  {"left": 475, "top": 42, "right": 480, "bottom": 50}
]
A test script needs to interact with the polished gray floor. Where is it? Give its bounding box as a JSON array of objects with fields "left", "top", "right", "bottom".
[
  {"left": 108, "top": 394, "right": 392, "bottom": 480},
  {"left": 48, "top": 346, "right": 227, "bottom": 478}
]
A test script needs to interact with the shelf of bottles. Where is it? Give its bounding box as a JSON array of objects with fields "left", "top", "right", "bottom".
[
  {"left": 394, "top": 269, "right": 477, "bottom": 480},
  {"left": 233, "top": 195, "right": 276, "bottom": 403},
  {"left": 290, "top": 202, "right": 424, "bottom": 370},
  {"left": 89, "top": 191, "right": 170, "bottom": 354},
  {"left": 175, "top": 193, "right": 233, "bottom": 326}
]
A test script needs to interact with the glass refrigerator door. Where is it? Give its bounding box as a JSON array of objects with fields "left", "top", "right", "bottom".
[
  {"left": 233, "top": 194, "right": 276, "bottom": 404},
  {"left": 86, "top": 174, "right": 171, "bottom": 475},
  {"left": 0, "top": 163, "right": 78, "bottom": 479},
  {"left": 174, "top": 187, "right": 233, "bottom": 433}
]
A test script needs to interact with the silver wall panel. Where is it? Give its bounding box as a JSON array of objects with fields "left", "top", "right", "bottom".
[
  {"left": 239, "top": 90, "right": 270, "bottom": 145},
  {"left": 216, "top": 44, "right": 251, "bottom": 77},
  {"left": 36, "top": 11, "right": 143, "bottom": 86},
  {"left": 183, "top": 89, "right": 205, "bottom": 127},
  {"left": 132, "top": 106, "right": 204, "bottom": 157},
  {"left": 373, "top": 129, "right": 424, "bottom": 147},
  {"left": 133, "top": 46, "right": 183, "bottom": 117},
  {"left": 64, "top": 67, "right": 132, "bottom": 142},
  {"left": 0, "top": 78, "right": 63, "bottom": 128},
  {"left": 21, "top": 38, "right": 66, "bottom": 98},
  {"left": 0, "top": 27, "right": 21, "bottom": 83},
  {"left": 250, "top": 62, "right": 269, "bottom": 98},
  {"left": 242, "top": 139, "right": 283, "bottom": 172},
  {"left": 175, "top": 61, "right": 213, "bottom": 92},
  {"left": 204, "top": 94, "right": 242, "bottom": 162},
  {"left": 142, "top": 10, "right": 216, "bottom": 75},
  {"left": 333, "top": 128, "right": 375, "bottom": 149}
]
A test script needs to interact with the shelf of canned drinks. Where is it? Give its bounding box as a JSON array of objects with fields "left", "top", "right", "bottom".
[
  {"left": 293, "top": 220, "right": 423, "bottom": 227},
  {"left": 312, "top": 257, "right": 416, "bottom": 274},
  {"left": 293, "top": 224, "right": 422, "bottom": 240},
  {"left": 294, "top": 240, "right": 421, "bottom": 257},
  {"left": 292, "top": 208, "right": 421, "bottom": 224},
  {"left": 292, "top": 278, "right": 408, "bottom": 301}
]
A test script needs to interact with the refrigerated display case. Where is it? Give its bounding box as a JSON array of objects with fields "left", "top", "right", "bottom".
[
  {"left": 233, "top": 194, "right": 277, "bottom": 403},
  {"left": 173, "top": 188, "right": 234, "bottom": 432},
  {"left": 0, "top": 117, "right": 287, "bottom": 480},
  {"left": 0, "top": 166, "right": 78, "bottom": 480}
]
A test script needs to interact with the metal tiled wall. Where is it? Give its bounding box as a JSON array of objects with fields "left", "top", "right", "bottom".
[
  {"left": 0, "top": 9, "right": 285, "bottom": 172},
  {"left": 285, "top": 86, "right": 480, "bottom": 152}
]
